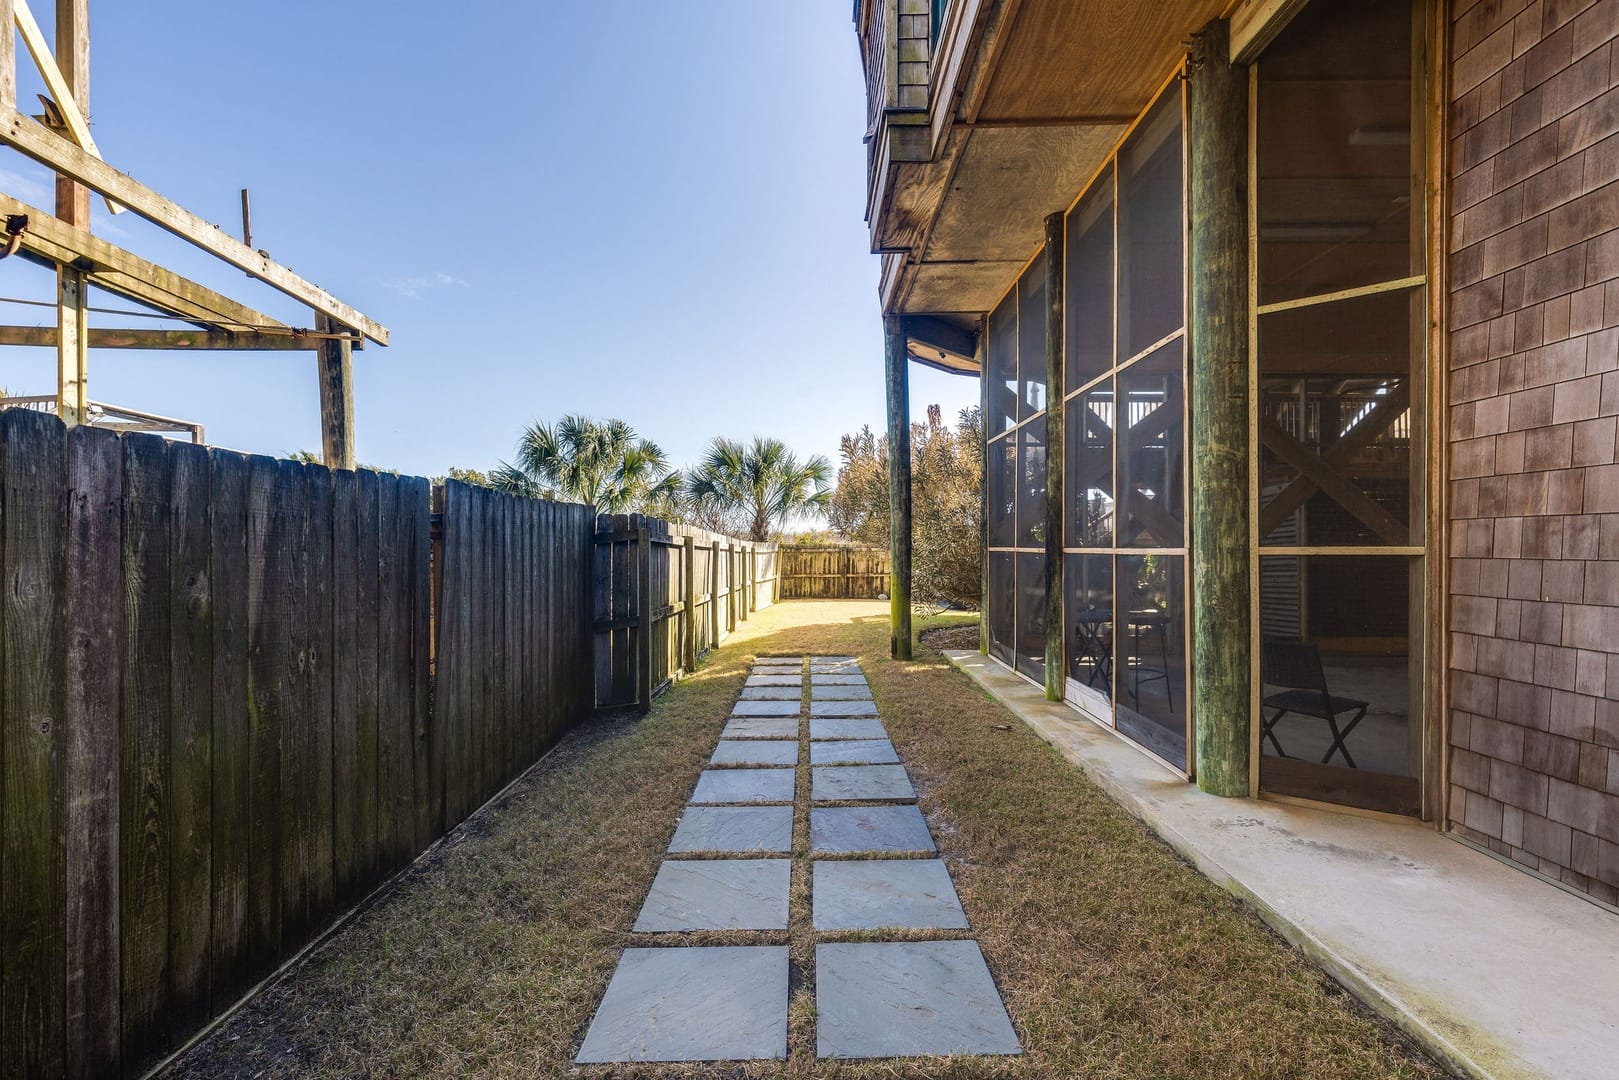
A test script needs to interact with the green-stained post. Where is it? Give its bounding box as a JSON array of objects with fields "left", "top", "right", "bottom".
[
  {"left": 1190, "top": 18, "right": 1251, "bottom": 797},
  {"left": 1042, "top": 212, "right": 1065, "bottom": 701},
  {"left": 885, "top": 314, "right": 913, "bottom": 660}
]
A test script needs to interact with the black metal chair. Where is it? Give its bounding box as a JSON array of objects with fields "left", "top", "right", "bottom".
[{"left": 1260, "top": 637, "right": 1368, "bottom": 768}]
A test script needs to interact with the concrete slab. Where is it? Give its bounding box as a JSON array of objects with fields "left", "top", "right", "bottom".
[
  {"left": 732, "top": 700, "right": 801, "bottom": 718},
  {"left": 811, "top": 655, "right": 859, "bottom": 662},
  {"left": 815, "top": 941, "right": 1019, "bottom": 1059},
  {"left": 810, "top": 685, "right": 874, "bottom": 701},
  {"left": 946, "top": 649, "right": 1619, "bottom": 1080},
  {"left": 811, "top": 663, "right": 863, "bottom": 674},
  {"left": 668, "top": 806, "right": 793, "bottom": 854},
  {"left": 575, "top": 946, "right": 788, "bottom": 1062},
  {"left": 739, "top": 686, "right": 802, "bottom": 701},
  {"left": 810, "top": 740, "right": 900, "bottom": 765},
  {"left": 812, "top": 859, "right": 968, "bottom": 931},
  {"left": 813, "top": 765, "right": 915, "bottom": 802},
  {"left": 711, "top": 740, "right": 798, "bottom": 767},
  {"left": 810, "top": 700, "right": 878, "bottom": 717},
  {"left": 691, "top": 768, "right": 796, "bottom": 805},
  {"left": 634, "top": 859, "right": 791, "bottom": 932},
  {"left": 810, "top": 719, "right": 888, "bottom": 741},
  {"left": 721, "top": 718, "right": 799, "bottom": 740},
  {"left": 810, "top": 806, "right": 936, "bottom": 854},
  {"left": 811, "top": 674, "right": 869, "bottom": 685},
  {"left": 745, "top": 675, "right": 802, "bottom": 687}
]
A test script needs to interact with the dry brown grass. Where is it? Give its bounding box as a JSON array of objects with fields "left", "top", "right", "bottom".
[{"left": 166, "top": 600, "right": 1444, "bottom": 1080}]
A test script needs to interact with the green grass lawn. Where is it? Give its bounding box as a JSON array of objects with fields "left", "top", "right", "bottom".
[{"left": 167, "top": 600, "right": 1442, "bottom": 1079}]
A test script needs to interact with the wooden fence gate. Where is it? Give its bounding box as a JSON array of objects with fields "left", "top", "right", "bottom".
[{"left": 592, "top": 515, "right": 778, "bottom": 712}]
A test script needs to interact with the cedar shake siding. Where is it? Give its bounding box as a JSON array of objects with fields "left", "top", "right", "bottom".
[{"left": 1448, "top": 0, "right": 1619, "bottom": 904}]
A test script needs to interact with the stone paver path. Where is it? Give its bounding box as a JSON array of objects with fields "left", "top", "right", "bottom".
[{"left": 576, "top": 655, "right": 1020, "bottom": 1064}]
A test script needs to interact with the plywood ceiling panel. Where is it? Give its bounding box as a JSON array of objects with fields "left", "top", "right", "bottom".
[
  {"left": 925, "top": 125, "right": 1123, "bottom": 264},
  {"left": 976, "top": 0, "right": 1225, "bottom": 120}
]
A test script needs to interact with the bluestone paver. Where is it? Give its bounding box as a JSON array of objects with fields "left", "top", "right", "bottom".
[
  {"left": 634, "top": 859, "right": 790, "bottom": 932},
  {"left": 745, "top": 674, "right": 802, "bottom": 687},
  {"left": 691, "top": 768, "right": 796, "bottom": 804},
  {"left": 668, "top": 806, "right": 792, "bottom": 854},
  {"left": 711, "top": 740, "right": 798, "bottom": 766},
  {"left": 810, "top": 806, "right": 935, "bottom": 854},
  {"left": 732, "top": 700, "right": 801, "bottom": 718},
  {"left": 810, "top": 700, "right": 878, "bottom": 717},
  {"left": 810, "top": 718, "right": 888, "bottom": 741},
  {"left": 739, "top": 685, "right": 802, "bottom": 701},
  {"left": 811, "top": 663, "right": 862, "bottom": 674},
  {"left": 811, "top": 685, "right": 874, "bottom": 701},
  {"left": 811, "top": 674, "right": 868, "bottom": 685},
  {"left": 810, "top": 739, "right": 899, "bottom": 765},
  {"left": 815, "top": 941, "right": 1019, "bottom": 1059},
  {"left": 721, "top": 718, "right": 799, "bottom": 740},
  {"left": 812, "top": 765, "right": 915, "bottom": 802},
  {"left": 812, "top": 860, "right": 968, "bottom": 931},
  {"left": 575, "top": 946, "right": 788, "bottom": 1063}
]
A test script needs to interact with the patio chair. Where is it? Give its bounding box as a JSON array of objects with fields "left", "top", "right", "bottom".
[{"left": 1260, "top": 637, "right": 1368, "bottom": 768}]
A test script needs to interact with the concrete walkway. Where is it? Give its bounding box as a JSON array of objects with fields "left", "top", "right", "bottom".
[
  {"left": 576, "top": 655, "right": 1020, "bottom": 1064},
  {"left": 947, "top": 649, "right": 1619, "bottom": 1080}
]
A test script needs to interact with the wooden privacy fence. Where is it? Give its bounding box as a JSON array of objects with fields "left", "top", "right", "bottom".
[
  {"left": 593, "top": 515, "right": 778, "bottom": 712},
  {"left": 779, "top": 545, "right": 890, "bottom": 599},
  {"left": 0, "top": 412, "right": 706, "bottom": 1079}
]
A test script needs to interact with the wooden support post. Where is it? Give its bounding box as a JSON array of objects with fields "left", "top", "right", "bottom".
[
  {"left": 316, "top": 313, "right": 356, "bottom": 470},
  {"left": 0, "top": 0, "right": 14, "bottom": 114},
  {"left": 710, "top": 538, "right": 722, "bottom": 647},
  {"left": 885, "top": 314, "right": 913, "bottom": 660},
  {"left": 1189, "top": 18, "right": 1251, "bottom": 797},
  {"left": 636, "top": 525, "right": 652, "bottom": 711},
  {"left": 682, "top": 535, "right": 696, "bottom": 672},
  {"left": 1042, "top": 212, "right": 1066, "bottom": 702},
  {"left": 53, "top": 0, "right": 89, "bottom": 227},
  {"left": 52, "top": 0, "right": 87, "bottom": 425},
  {"left": 56, "top": 263, "right": 87, "bottom": 424}
]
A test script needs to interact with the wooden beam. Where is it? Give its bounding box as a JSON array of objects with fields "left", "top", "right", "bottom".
[
  {"left": 905, "top": 314, "right": 977, "bottom": 364},
  {"left": 0, "top": 195, "right": 291, "bottom": 332},
  {"left": 0, "top": 325, "right": 319, "bottom": 349},
  {"left": 1260, "top": 422, "right": 1408, "bottom": 544},
  {"left": 1190, "top": 18, "right": 1251, "bottom": 798},
  {"left": 315, "top": 313, "right": 355, "bottom": 468},
  {"left": 56, "top": 261, "right": 84, "bottom": 422},
  {"left": 1257, "top": 382, "right": 1411, "bottom": 537},
  {"left": 1229, "top": 0, "right": 1309, "bottom": 63},
  {"left": 1041, "top": 211, "right": 1064, "bottom": 702},
  {"left": 0, "top": 109, "right": 390, "bottom": 344}
]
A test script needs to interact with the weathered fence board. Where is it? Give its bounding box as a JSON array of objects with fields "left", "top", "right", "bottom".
[{"left": 779, "top": 546, "right": 890, "bottom": 599}]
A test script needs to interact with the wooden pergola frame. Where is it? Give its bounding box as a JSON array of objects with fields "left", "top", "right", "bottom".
[{"left": 0, "top": 0, "right": 388, "bottom": 467}]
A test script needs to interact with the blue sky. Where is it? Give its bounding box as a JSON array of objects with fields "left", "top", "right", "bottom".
[{"left": 0, "top": 1, "right": 978, "bottom": 478}]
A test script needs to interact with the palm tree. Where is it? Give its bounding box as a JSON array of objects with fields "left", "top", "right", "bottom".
[
  {"left": 493, "top": 414, "right": 682, "bottom": 515},
  {"left": 686, "top": 436, "right": 832, "bottom": 542}
]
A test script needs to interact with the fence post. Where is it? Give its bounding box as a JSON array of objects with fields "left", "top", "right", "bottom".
[
  {"left": 740, "top": 544, "right": 751, "bottom": 621},
  {"left": 710, "top": 538, "right": 722, "bottom": 647},
  {"left": 636, "top": 523, "right": 652, "bottom": 711},
  {"left": 682, "top": 534, "right": 696, "bottom": 673}
]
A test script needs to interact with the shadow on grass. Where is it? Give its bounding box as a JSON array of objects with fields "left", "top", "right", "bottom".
[{"left": 166, "top": 601, "right": 1441, "bottom": 1080}]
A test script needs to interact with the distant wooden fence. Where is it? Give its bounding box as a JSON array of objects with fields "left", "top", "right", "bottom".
[
  {"left": 593, "top": 515, "right": 777, "bottom": 712},
  {"left": 0, "top": 412, "right": 767, "bottom": 1079},
  {"left": 779, "top": 546, "right": 890, "bottom": 599}
]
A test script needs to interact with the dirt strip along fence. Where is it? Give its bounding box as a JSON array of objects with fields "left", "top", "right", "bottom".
[
  {"left": 0, "top": 411, "right": 765, "bottom": 1080},
  {"left": 593, "top": 514, "right": 777, "bottom": 712},
  {"left": 778, "top": 545, "right": 889, "bottom": 599}
]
